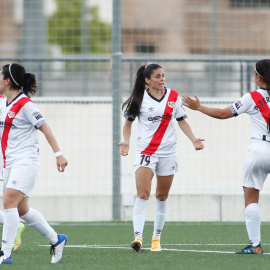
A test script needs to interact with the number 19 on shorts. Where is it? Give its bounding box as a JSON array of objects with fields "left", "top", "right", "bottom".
[{"left": 140, "top": 154, "right": 151, "bottom": 166}]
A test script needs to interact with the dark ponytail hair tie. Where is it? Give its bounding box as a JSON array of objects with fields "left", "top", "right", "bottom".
[{"left": 24, "top": 73, "right": 32, "bottom": 80}]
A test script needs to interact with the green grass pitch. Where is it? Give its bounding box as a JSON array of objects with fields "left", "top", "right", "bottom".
[{"left": 5, "top": 221, "right": 270, "bottom": 269}]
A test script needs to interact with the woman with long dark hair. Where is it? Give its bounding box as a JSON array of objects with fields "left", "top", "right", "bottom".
[
  {"left": 0, "top": 63, "right": 68, "bottom": 264},
  {"left": 119, "top": 64, "right": 204, "bottom": 252}
]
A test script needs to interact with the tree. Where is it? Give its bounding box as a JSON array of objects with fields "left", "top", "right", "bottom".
[{"left": 48, "top": 0, "right": 112, "bottom": 54}]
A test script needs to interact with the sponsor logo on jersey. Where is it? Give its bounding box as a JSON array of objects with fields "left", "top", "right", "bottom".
[
  {"left": 168, "top": 101, "right": 175, "bottom": 108},
  {"left": 32, "top": 111, "right": 43, "bottom": 120},
  {"left": 148, "top": 107, "right": 154, "bottom": 112},
  {"left": 0, "top": 121, "right": 14, "bottom": 128},
  {"left": 234, "top": 100, "right": 243, "bottom": 110},
  {"left": 148, "top": 114, "right": 172, "bottom": 122},
  {"left": 253, "top": 96, "right": 270, "bottom": 111},
  {"left": 8, "top": 111, "right": 15, "bottom": 118}
]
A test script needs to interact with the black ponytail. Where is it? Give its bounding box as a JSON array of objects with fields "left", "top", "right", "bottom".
[
  {"left": 122, "top": 63, "right": 162, "bottom": 117},
  {"left": 1, "top": 63, "right": 38, "bottom": 97}
]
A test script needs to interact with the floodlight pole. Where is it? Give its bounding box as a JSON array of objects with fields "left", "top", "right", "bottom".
[{"left": 112, "top": 0, "right": 122, "bottom": 221}]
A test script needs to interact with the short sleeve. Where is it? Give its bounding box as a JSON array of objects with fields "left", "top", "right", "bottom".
[
  {"left": 174, "top": 96, "right": 187, "bottom": 121},
  {"left": 22, "top": 102, "right": 46, "bottom": 129},
  {"left": 230, "top": 93, "right": 252, "bottom": 116}
]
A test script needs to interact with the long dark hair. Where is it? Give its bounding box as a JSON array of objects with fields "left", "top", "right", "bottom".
[
  {"left": 122, "top": 63, "right": 162, "bottom": 117},
  {"left": 1, "top": 63, "right": 38, "bottom": 97},
  {"left": 255, "top": 59, "right": 270, "bottom": 94}
]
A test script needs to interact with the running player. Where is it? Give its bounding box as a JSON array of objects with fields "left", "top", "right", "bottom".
[
  {"left": 182, "top": 59, "right": 270, "bottom": 255},
  {"left": 0, "top": 94, "right": 25, "bottom": 253},
  {"left": 119, "top": 64, "right": 204, "bottom": 252},
  {"left": 0, "top": 63, "right": 68, "bottom": 264}
]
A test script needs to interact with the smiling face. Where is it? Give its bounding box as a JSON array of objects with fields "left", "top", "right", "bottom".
[{"left": 145, "top": 68, "right": 165, "bottom": 91}]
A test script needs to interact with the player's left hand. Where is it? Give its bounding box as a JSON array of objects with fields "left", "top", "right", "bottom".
[
  {"left": 56, "top": 155, "right": 68, "bottom": 172},
  {"left": 193, "top": 138, "right": 205, "bottom": 150}
]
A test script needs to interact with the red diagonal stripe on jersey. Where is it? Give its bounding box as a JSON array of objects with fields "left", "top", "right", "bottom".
[
  {"left": 141, "top": 90, "right": 178, "bottom": 156},
  {"left": 249, "top": 91, "right": 270, "bottom": 125},
  {"left": 1, "top": 97, "right": 32, "bottom": 167}
]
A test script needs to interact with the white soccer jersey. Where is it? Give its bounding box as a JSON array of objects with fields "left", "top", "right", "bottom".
[
  {"left": 0, "top": 92, "right": 46, "bottom": 167},
  {"left": 125, "top": 88, "right": 187, "bottom": 157},
  {"left": 0, "top": 94, "right": 6, "bottom": 175},
  {"left": 230, "top": 88, "right": 270, "bottom": 140}
]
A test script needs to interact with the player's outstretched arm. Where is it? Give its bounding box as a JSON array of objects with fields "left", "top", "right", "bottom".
[
  {"left": 182, "top": 94, "right": 234, "bottom": 119},
  {"left": 178, "top": 120, "right": 204, "bottom": 150},
  {"left": 118, "top": 119, "right": 132, "bottom": 156},
  {"left": 39, "top": 123, "right": 68, "bottom": 172}
]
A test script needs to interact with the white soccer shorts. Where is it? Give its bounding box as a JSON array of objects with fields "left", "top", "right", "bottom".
[
  {"left": 134, "top": 152, "right": 178, "bottom": 176},
  {"left": 3, "top": 161, "right": 40, "bottom": 197},
  {"left": 242, "top": 139, "right": 270, "bottom": 190}
]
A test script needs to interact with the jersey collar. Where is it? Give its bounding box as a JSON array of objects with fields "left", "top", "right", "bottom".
[
  {"left": 146, "top": 87, "right": 167, "bottom": 102},
  {"left": 6, "top": 92, "right": 23, "bottom": 107}
]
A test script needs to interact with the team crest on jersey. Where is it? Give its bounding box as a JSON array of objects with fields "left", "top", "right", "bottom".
[
  {"left": 168, "top": 101, "right": 175, "bottom": 108},
  {"left": 8, "top": 111, "right": 15, "bottom": 118}
]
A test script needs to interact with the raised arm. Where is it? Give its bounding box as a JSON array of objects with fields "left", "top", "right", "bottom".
[
  {"left": 178, "top": 119, "right": 204, "bottom": 150},
  {"left": 39, "top": 123, "right": 68, "bottom": 172},
  {"left": 182, "top": 94, "right": 234, "bottom": 119},
  {"left": 118, "top": 119, "right": 133, "bottom": 156}
]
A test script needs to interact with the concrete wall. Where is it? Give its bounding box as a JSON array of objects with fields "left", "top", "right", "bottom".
[{"left": 8, "top": 193, "right": 270, "bottom": 222}]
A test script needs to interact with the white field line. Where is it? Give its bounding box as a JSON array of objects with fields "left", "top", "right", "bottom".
[
  {"left": 48, "top": 222, "right": 248, "bottom": 226},
  {"left": 39, "top": 244, "right": 270, "bottom": 255}
]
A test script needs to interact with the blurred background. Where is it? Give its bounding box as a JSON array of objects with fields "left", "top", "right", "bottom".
[{"left": 1, "top": 0, "right": 270, "bottom": 222}]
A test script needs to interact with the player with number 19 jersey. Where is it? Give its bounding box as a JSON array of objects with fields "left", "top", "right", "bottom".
[
  {"left": 125, "top": 87, "right": 187, "bottom": 157},
  {"left": 0, "top": 92, "right": 46, "bottom": 168}
]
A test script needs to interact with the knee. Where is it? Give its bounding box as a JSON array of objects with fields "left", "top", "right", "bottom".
[
  {"left": 156, "top": 194, "right": 168, "bottom": 201},
  {"left": 137, "top": 192, "right": 150, "bottom": 200},
  {"left": 3, "top": 198, "right": 16, "bottom": 210}
]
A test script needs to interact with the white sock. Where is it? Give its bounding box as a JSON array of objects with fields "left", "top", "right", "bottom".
[
  {"left": 0, "top": 210, "right": 4, "bottom": 225},
  {"left": 152, "top": 199, "right": 168, "bottom": 239},
  {"left": 245, "top": 203, "right": 261, "bottom": 247},
  {"left": 133, "top": 198, "right": 148, "bottom": 239},
  {"left": 2, "top": 208, "right": 19, "bottom": 257},
  {"left": 21, "top": 208, "right": 58, "bottom": 244}
]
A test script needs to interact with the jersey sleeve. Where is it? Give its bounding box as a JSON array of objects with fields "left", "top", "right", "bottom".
[
  {"left": 22, "top": 102, "right": 46, "bottom": 129},
  {"left": 174, "top": 96, "right": 187, "bottom": 121},
  {"left": 230, "top": 93, "right": 253, "bottom": 116}
]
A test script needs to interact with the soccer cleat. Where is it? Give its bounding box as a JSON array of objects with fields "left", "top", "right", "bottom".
[
  {"left": 13, "top": 222, "right": 25, "bottom": 252},
  {"left": 0, "top": 255, "right": 12, "bottom": 264},
  {"left": 151, "top": 237, "right": 161, "bottom": 251},
  {"left": 50, "top": 234, "right": 68, "bottom": 263},
  {"left": 131, "top": 237, "right": 143, "bottom": 252},
  {"left": 235, "top": 243, "right": 263, "bottom": 254}
]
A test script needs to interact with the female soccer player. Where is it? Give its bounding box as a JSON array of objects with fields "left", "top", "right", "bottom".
[
  {"left": 0, "top": 63, "right": 68, "bottom": 264},
  {"left": 182, "top": 59, "right": 270, "bottom": 255},
  {"left": 119, "top": 64, "right": 204, "bottom": 252},
  {"left": 0, "top": 93, "right": 25, "bottom": 253}
]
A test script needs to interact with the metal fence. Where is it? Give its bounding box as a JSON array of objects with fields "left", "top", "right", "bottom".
[{"left": 0, "top": 56, "right": 260, "bottom": 97}]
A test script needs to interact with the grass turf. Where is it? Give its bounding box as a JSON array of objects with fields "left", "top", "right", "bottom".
[{"left": 5, "top": 221, "right": 270, "bottom": 269}]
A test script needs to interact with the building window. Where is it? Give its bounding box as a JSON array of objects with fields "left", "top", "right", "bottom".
[
  {"left": 136, "top": 45, "right": 155, "bottom": 54},
  {"left": 230, "top": 0, "right": 270, "bottom": 8}
]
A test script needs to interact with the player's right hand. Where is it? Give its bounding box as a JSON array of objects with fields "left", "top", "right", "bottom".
[
  {"left": 118, "top": 142, "right": 129, "bottom": 156},
  {"left": 182, "top": 94, "right": 201, "bottom": 110}
]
